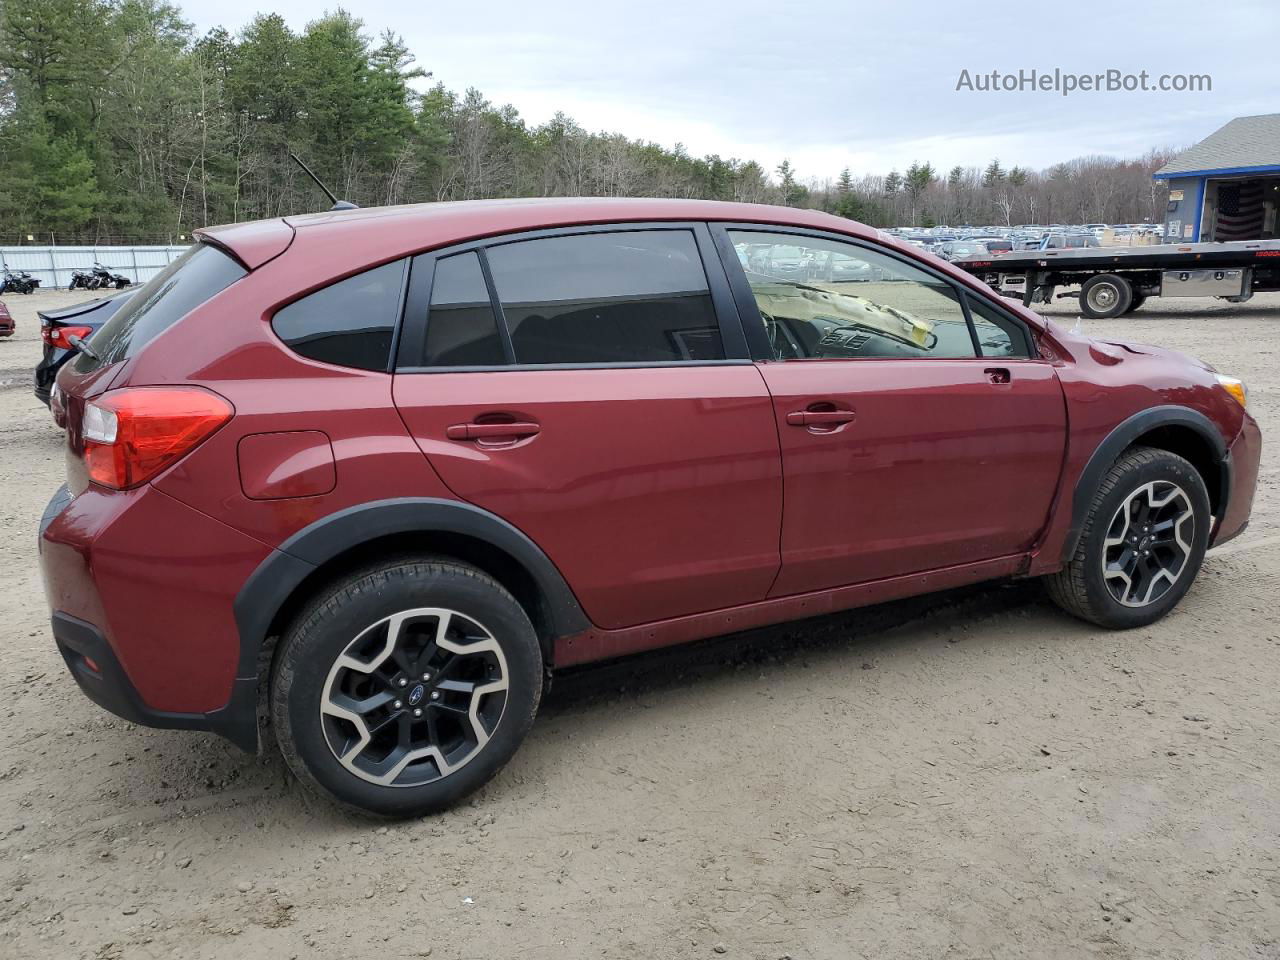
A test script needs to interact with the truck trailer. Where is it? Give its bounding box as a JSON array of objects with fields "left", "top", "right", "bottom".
[{"left": 953, "top": 239, "right": 1280, "bottom": 318}]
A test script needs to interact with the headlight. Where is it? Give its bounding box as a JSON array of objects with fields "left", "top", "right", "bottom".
[{"left": 1215, "top": 374, "right": 1248, "bottom": 409}]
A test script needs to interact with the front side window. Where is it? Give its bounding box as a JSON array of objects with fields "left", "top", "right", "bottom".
[
  {"left": 967, "top": 294, "right": 1030, "bottom": 358},
  {"left": 272, "top": 259, "right": 406, "bottom": 371},
  {"left": 485, "top": 230, "right": 724, "bottom": 364},
  {"left": 727, "top": 230, "right": 977, "bottom": 360}
]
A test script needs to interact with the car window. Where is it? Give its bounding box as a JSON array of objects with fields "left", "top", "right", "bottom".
[
  {"left": 727, "top": 230, "right": 977, "bottom": 360},
  {"left": 74, "top": 243, "right": 245, "bottom": 372},
  {"left": 272, "top": 259, "right": 406, "bottom": 371},
  {"left": 423, "top": 252, "right": 505, "bottom": 366},
  {"left": 485, "top": 230, "right": 724, "bottom": 364},
  {"left": 966, "top": 294, "right": 1030, "bottom": 358}
]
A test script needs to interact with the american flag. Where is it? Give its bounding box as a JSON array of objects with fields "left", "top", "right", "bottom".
[{"left": 1215, "top": 181, "right": 1265, "bottom": 241}]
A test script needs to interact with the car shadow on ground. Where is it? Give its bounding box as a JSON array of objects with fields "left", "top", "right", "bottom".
[
  {"left": 541, "top": 578, "right": 1047, "bottom": 714},
  {"left": 107, "top": 578, "right": 1052, "bottom": 826}
]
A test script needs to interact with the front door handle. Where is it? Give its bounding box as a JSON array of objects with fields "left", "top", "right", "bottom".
[
  {"left": 786, "top": 409, "right": 857, "bottom": 427},
  {"left": 985, "top": 367, "right": 1011, "bottom": 384},
  {"left": 446, "top": 421, "right": 541, "bottom": 441}
]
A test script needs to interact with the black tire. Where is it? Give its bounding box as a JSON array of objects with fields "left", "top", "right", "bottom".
[
  {"left": 271, "top": 557, "right": 542, "bottom": 818},
  {"left": 1046, "top": 446, "right": 1210, "bottom": 629},
  {"left": 1079, "top": 274, "right": 1133, "bottom": 319},
  {"left": 1122, "top": 293, "right": 1147, "bottom": 315}
]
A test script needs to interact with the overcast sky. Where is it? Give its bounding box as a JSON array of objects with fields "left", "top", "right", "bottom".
[{"left": 187, "top": 0, "right": 1278, "bottom": 183}]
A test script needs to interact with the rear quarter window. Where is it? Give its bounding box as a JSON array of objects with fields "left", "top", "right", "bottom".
[
  {"left": 76, "top": 243, "right": 246, "bottom": 371},
  {"left": 272, "top": 260, "right": 408, "bottom": 371}
]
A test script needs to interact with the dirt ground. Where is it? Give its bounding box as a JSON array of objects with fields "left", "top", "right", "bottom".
[{"left": 1, "top": 285, "right": 1277, "bottom": 960}]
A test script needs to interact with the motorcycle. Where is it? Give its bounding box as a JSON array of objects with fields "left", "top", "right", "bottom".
[
  {"left": 91, "top": 262, "right": 131, "bottom": 290},
  {"left": 1, "top": 270, "right": 40, "bottom": 294}
]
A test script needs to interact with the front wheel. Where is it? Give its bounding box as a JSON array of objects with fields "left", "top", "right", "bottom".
[
  {"left": 1046, "top": 447, "right": 1210, "bottom": 628},
  {"left": 271, "top": 558, "right": 543, "bottom": 817}
]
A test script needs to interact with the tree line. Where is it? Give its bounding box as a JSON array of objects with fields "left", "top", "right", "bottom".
[{"left": 0, "top": 0, "right": 1175, "bottom": 243}]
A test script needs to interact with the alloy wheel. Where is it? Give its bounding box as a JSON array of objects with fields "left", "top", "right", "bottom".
[
  {"left": 1101, "top": 481, "right": 1195, "bottom": 607},
  {"left": 319, "top": 608, "right": 509, "bottom": 787}
]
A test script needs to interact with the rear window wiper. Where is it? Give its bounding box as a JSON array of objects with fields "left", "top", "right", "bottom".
[{"left": 67, "top": 334, "right": 101, "bottom": 362}]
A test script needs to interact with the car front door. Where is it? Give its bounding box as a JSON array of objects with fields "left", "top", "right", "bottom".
[
  {"left": 716, "top": 226, "right": 1067, "bottom": 597},
  {"left": 392, "top": 224, "right": 783, "bottom": 630}
]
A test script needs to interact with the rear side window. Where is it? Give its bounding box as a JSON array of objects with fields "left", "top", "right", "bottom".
[
  {"left": 76, "top": 243, "right": 245, "bottom": 371},
  {"left": 423, "top": 252, "right": 505, "bottom": 366},
  {"left": 272, "top": 260, "right": 406, "bottom": 371},
  {"left": 485, "top": 231, "right": 724, "bottom": 364}
]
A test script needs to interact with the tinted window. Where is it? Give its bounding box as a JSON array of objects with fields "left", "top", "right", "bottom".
[
  {"left": 423, "top": 252, "right": 504, "bottom": 366},
  {"left": 486, "top": 231, "right": 724, "bottom": 364},
  {"left": 728, "top": 230, "right": 977, "bottom": 360},
  {"left": 76, "top": 243, "right": 245, "bottom": 371},
  {"left": 966, "top": 294, "right": 1030, "bottom": 358},
  {"left": 272, "top": 260, "right": 406, "bottom": 371}
]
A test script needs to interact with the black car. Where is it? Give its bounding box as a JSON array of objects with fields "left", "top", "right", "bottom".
[{"left": 34, "top": 291, "right": 133, "bottom": 406}]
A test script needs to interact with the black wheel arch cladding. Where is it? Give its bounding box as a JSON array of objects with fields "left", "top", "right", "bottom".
[
  {"left": 1062, "top": 405, "right": 1230, "bottom": 564},
  {"left": 232, "top": 497, "right": 590, "bottom": 715}
]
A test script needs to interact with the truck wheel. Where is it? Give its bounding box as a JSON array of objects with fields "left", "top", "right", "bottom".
[
  {"left": 1079, "top": 274, "right": 1133, "bottom": 319},
  {"left": 1046, "top": 447, "right": 1210, "bottom": 629},
  {"left": 271, "top": 557, "right": 543, "bottom": 818},
  {"left": 1122, "top": 293, "right": 1147, "bottom": 315}
]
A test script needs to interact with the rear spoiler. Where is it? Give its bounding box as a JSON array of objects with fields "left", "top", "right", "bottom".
[{"left": 194, "top": 219, "right": 295, "bottom": 271}]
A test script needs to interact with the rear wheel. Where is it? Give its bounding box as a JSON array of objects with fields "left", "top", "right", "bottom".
[
  {"left": 271, "top": 558, "right": 542, "bottom": 817},
  {"left": 1122, "top": 293, "right": 1147, "bottom": 315},
  {"left": 1047, "top": 447, "right": 1210, "bottom": 628},
  {"left": 1079, "top": 274, "right": 1133, "bottom": 319}
]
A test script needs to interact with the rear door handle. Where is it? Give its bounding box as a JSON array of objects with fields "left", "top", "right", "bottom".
[
  {"left": 446, "top": 421, "right": 541, "bottom": 441},
  {"left": 985, "top": 367, "right": 1011, "bottom": 384},
  {"left": 786, "top": 410, "right": 857, "bottom": 426}
]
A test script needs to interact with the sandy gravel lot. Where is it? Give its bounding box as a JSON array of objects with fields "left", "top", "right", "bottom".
[{"left": 0, "top": 286, "right": 1276, "bottom": 960}]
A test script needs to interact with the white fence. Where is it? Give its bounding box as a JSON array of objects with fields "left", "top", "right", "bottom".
[{"left": 0, "top": 245, "right": 189, "bottom": 289}]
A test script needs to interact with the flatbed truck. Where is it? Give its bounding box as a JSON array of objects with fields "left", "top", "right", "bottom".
[{"left": 953, "top": 239, "right": 1280, "bottom": 318}]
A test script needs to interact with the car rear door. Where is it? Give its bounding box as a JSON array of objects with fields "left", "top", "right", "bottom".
[
  {"left": 714, "top": 225, "right": 1066, "bottom": 597},
  {"left": 392, "top": 223, "right": 783, "bottom": 630}
]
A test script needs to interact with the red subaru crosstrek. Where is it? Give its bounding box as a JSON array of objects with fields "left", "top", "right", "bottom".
[{"left": 40, "top": 199, "right": 1260, "bottom": 816}]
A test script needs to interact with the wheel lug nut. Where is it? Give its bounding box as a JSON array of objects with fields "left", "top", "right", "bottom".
[
  {"left": 397, "top": 678, "right": 408, "bottom": 687},
  {"left": 413, "top": 708, "right": 422, "bottom": 717},
  {"left": 421, "top": 672, "right": 430, "bottom": 681},
  {"left": 430, "top": 691, "right": 440, "bottom": 701},
  {"left": 394, "top": 700, "right": 403, "bottom": 709}
]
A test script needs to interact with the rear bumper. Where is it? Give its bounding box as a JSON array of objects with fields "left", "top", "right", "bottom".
[
  {"left": 51, "top": 611, "right": 259, "bottom": 751},
  {"left": 39, "top": 482, "right": 271, "bottom": 752}
]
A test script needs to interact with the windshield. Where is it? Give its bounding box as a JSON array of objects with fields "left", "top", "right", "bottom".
[{"left": 75, "top": 243, "right": 246, "bottom": 372}]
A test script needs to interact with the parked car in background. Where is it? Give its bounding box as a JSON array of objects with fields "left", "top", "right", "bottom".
[
  {"left": 39, "top": 198, "right": 1259, "bottom": 817},
  {"left": 0, "top": 300, "right": 14, "bottom": 338},
  {"left": 34, "top": 291, "right": 134, "bottom": 407},
  {"left": 749, "top": 242, "right": 808, "bottom": 279},
  {"left": 1040, "top": 233, "right": 1102, "bottom": 250},
  {"left": 970, "top": 237, "right": 1013, "bottom": 256},
  {"left": 938, "top": 240, "right": 990, "bottom": 262},
  {"left": 807, "top": 249, "right": 877, "bottom": 281}
]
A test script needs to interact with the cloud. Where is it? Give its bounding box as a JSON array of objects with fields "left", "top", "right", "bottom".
[{"left": 185, "top": 0, "right": 1279, "bottom": 179}]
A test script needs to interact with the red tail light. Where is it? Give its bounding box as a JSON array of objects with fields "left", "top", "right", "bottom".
[
  {"left": 82, "top": 387, "right": 234, "bottom": 489},
  {"left": 42, "top": 324, "right": 94, "bottom": 349}
]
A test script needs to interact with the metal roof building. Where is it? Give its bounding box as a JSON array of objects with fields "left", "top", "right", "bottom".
[{"left": 1154, "top": 113, "right": 1280, "bottom": 243}]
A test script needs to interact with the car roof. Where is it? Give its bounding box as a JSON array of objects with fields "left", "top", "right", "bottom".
[{"left": 197, "top": 197, "right": 882, "bottom": 270}]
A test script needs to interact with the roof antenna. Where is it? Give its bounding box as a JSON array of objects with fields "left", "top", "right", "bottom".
[{"left": 290, "top": 152, "right": 359, "bottom": 211}]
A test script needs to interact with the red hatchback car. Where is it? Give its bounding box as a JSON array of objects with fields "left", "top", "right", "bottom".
[{"left": 40, "top": 198, "right": 1260, "bottom": 816}]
